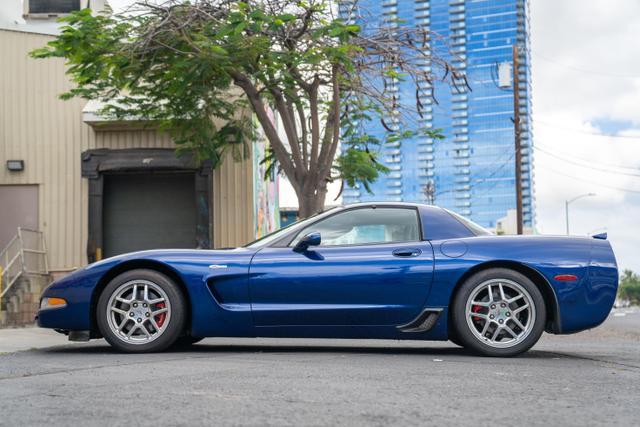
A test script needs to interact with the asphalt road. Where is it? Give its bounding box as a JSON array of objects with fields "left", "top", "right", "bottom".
[{"left": 0, "top": 309, "right": 638, "bottom": 427}]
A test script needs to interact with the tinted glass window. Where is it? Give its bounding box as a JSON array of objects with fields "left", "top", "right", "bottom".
[
  {"left": 445, "top": 209, "right": 492, "bottom": 236},
  {"left": 29, "top": 0, "right": 81, "bottom": 14},
  {"left": 291, "top": 208, "right": 420, "bottom": 247}
]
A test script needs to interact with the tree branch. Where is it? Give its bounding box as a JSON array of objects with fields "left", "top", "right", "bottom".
[{"left": 230, "top": 71, "right": 299, "bottom": 187}]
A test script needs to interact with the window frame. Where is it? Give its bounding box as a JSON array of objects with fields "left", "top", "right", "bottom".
[
  {"left": 24, "top": 0, "right": 84, "bottom": 18},
  {"left": 275, "top": 205, "right": 424, "bottom": 249}
]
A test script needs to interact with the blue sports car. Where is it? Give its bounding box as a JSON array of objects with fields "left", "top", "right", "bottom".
[{"left": 37, "top": 202, "right": 618, "bottom": 357}]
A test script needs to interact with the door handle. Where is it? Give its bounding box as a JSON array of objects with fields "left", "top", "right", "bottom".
[{"left": 392, "top": 248, "right": 422, "bottom": 257}]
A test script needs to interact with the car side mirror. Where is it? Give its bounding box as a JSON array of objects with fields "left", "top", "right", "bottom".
[{"left": 293, "top": 232, "right": 321, "bottom": 253}]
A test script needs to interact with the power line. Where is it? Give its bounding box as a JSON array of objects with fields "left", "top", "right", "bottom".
[
  {"left": 532, "top": 51, "right": 640, "bottom": 79},
  {"left": 535, "top": 142, "right": 640, "bottom": 171},
  {"left": 537, "top": 165, "right": 640, "bottom": 194},
  {"left": 434, "top": 152, "right": 516, "bottom": 198},
  {"left": 535, "top": 119, "right": 640, "bottom": 140},
  {"left": 534, "top": 145, "right": 640, "bottom": 178}
]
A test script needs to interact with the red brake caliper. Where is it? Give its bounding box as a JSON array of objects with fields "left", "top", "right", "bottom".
[
  {"left": 155, "top": 302, "right": 167, "bottom": 328},
  {"left": 471, "top": 305, "right": 483, "bottom": 322}
]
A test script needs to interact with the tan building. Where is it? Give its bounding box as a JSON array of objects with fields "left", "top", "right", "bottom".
[
  {"left": 494, "top": 209, "right": 533, "bottom": 235},
  {"left": 0, "top": 0, "right": 271, "bottom": 326}
]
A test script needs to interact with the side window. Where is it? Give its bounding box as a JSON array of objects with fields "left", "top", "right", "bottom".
[{"left": 290, "top": 208, "right": 420, "bottom": 247}]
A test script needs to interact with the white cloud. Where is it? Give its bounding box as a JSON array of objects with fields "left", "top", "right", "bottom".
[{"left": 531, "top": 0, "right": 640, "bottom": 272}]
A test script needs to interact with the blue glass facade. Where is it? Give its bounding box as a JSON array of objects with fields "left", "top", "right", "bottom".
[{"left": 339, "top": 0, "right": 534, "bottom": 229}]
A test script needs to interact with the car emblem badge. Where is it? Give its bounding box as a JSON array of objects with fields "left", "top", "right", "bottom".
[{"left": 208, "top": 264, "right": 228, "bottom": 269}]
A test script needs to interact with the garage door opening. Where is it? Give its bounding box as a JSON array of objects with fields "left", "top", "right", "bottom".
[{"left": 103, "top": 172, "right": 197, "bottom": 257}]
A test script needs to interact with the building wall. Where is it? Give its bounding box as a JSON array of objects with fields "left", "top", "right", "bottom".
[
  {"left": 340, "top": 0, "right": 534, "bottom": 229},
  {"left": 0, "top": 29, "right": 254, "bottom": 270}
]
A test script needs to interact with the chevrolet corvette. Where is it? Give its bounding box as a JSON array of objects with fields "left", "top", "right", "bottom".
[{"left": 37, "top": 202, "right": 618, "bottom": 356}]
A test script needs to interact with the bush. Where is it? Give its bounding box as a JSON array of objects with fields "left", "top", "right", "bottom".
[{"left": 618, "top": 270, "right": 640, "bottom": 304}]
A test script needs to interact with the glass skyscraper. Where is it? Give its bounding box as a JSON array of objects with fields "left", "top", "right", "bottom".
[{"left": 339, "top": 0, "right": 534, "bottom": 229}]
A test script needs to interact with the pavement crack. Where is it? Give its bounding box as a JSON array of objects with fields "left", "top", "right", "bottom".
[
  {"left": 0, "top": 353, "right": 234, "bottom": 382},
  {"left": 538, "top": 350, "right": 640, "bottom": 371}
]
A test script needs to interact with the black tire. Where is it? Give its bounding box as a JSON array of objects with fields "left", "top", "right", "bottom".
[
  {"left": 96, "top": 269, "right": 187, "bottom": 353},
  {"left": 451, "top": 268, "right": 546, "bottom": 357},
  {"left": 171, "top": 336, "right": 204, "bottom": 348}
]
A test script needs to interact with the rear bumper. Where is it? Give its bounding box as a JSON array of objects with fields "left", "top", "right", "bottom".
[{"left": 551, "top": 239, "right": 618, "bottom": 334}]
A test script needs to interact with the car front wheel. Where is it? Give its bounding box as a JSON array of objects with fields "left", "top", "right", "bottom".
[
  {"left": 97, "top": 269, "right": 186, "bottom": 353},
  {"left": 451, "top": 268, "right": 546, "bottom": 357}
]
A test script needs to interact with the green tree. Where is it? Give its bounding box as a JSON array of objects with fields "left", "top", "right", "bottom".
[
  {"left": 32, "top": 0, "right": 460, "bottom": 217},
  {"left": 618, "top": 269, "right": 640, "bottom": 304}
]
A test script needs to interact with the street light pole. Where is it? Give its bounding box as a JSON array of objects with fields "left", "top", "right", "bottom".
[{"left": 565, "top": 193, "right": 596, "bottom": 235}]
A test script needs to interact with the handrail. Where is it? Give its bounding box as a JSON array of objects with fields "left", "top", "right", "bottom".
[
  {"left": 0, "top": 228, "right": 49, "bottom": 300},
  {"left": 0, "top": 234, "right": 19, "bottom": 267}
]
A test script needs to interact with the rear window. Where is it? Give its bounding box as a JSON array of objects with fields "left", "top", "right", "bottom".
[{"left": 445, "top": 209, "right": 492, "bottom": 236}]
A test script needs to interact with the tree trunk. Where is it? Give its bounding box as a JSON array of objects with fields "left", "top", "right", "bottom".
[{"left": 296, "top": 185, "right": 328, "bottom": 218}]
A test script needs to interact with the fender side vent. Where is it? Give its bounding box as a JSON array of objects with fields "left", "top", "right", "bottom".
[
  {"left": 206, "top": 279, "right": 225, "bottom": 304},
  {"left": 397, "top": 309, "right": 443, "bottom": 333}
]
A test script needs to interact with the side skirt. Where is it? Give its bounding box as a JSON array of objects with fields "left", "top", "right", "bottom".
[{"left": 396, "top": 308, "right": 443, "bottom": 333}]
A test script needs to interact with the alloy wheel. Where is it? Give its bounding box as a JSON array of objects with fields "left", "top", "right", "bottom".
[
  {"left": 464, "top": 278, "right": 535, "bottom": 348},
  {"left": 106, "top": 279, "right": 171, "bottom": 345}
]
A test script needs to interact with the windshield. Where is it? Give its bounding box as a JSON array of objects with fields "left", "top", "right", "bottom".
[
  {"left": 445, "top": 209, "right": 493, "bottom": 236},
  {"left": 244, "top": 207, "right": 339, "bottom": 248}
]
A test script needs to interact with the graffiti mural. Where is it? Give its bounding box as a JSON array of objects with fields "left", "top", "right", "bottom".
[{"left": 253, "top": 111, "right": 280, "bottom": 238}]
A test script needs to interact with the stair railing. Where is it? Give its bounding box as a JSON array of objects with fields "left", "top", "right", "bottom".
[{"left": 0, "top": 228, "right": 49, "bottom": 300}]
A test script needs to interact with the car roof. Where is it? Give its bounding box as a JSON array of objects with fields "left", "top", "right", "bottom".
[{"left": 338, "top": 201, "right": 443, "bottom": 212}]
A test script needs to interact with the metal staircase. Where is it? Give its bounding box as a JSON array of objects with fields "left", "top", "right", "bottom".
[{"left": 0, "top": 228, "right": 50, "bottom": 327}]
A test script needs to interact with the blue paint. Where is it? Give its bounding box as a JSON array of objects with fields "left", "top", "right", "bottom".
[{"left": 37, "top": 203, "right": 618, "bottom": 342}]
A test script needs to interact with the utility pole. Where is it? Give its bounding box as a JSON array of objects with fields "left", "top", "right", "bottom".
[
  {"left": 423, "top": 180, "right": 435, "bottom": 205},
  {"left": 512, "top": 44, "right": 523, "bottom": 235}
]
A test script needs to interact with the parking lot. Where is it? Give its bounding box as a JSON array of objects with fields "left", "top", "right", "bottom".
[{"left": 0, "top": 309, "right": 638, "bottom": 426}]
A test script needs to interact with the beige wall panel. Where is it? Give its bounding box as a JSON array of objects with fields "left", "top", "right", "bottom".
[{"left": 1, "top": 29, "right": 254, "bottom": 269}]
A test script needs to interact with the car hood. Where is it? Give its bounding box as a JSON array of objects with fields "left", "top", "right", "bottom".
[{"left": 79, "top": 247, "right": 256, "bottom": 273}]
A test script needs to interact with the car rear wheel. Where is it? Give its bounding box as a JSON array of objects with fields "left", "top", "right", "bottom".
[
  {"left": 451, "top": 268, "right": 546, "bottom": 357},
  {"left": 97, "top": 269, "right": 186, "bottom": 353}
]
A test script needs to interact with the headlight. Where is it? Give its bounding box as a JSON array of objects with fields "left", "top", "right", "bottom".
[{"left": 40, "top": 297, "right": 67, "bottom": 310}]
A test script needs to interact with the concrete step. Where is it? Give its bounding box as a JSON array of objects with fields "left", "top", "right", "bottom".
[{"left": 0, "top": 273, "right": 51, "bottom": 328}]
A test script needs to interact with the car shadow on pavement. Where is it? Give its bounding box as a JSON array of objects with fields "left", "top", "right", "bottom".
[{"left": 38, "top": 340, "right": 560, "bottom": 359}]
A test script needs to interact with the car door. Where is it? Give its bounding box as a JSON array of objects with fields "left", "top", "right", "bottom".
[{"left": 248, "top": 206, "right": 435, "bottom": 326}]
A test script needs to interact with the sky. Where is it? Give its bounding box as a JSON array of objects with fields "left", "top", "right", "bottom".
[
  {"left": 530, "top": 0, "right": 640, "bottom": 272},
  {"left": 107, "top": 0, "right": 640, "bottom": 272}
]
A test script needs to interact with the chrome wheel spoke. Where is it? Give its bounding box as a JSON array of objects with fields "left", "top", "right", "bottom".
[
  {"left": 140, "top": 324, "right": 151, "bottom": 338},
  {"left": 111, "top": 307, "right": 128, "bottom": 316},
  {"left": 149, "top": 317, "right": 161, "bottom": 332},
  {"left": 503, "top": 325, "right": 517, "bottom": 338},
  {"left": 513, "top": 304, "right": 529, "bottom": 315},
  {"left": 507, "top": 293, "right": 524, "bottom": 304},
  {"left": 117, "top": 317, "right": 130, "bottom": 331},
  {"left": 480, "top": 320, "right": 491, "bottom": 337},
  {"left": 511, "top": 316, "right": 526, "bottom": 330},
  {"left": 471, "top": 300, "right": 490, "bottom": 307},
  {"left": 490, "top": 327, "right": 500, "bottom": 341},
  {"left": 469, "top": 312, "right": 488, "bottom": 320},
  {"left": 126, "top": 324, "right": 138, "bottom": 338}
]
